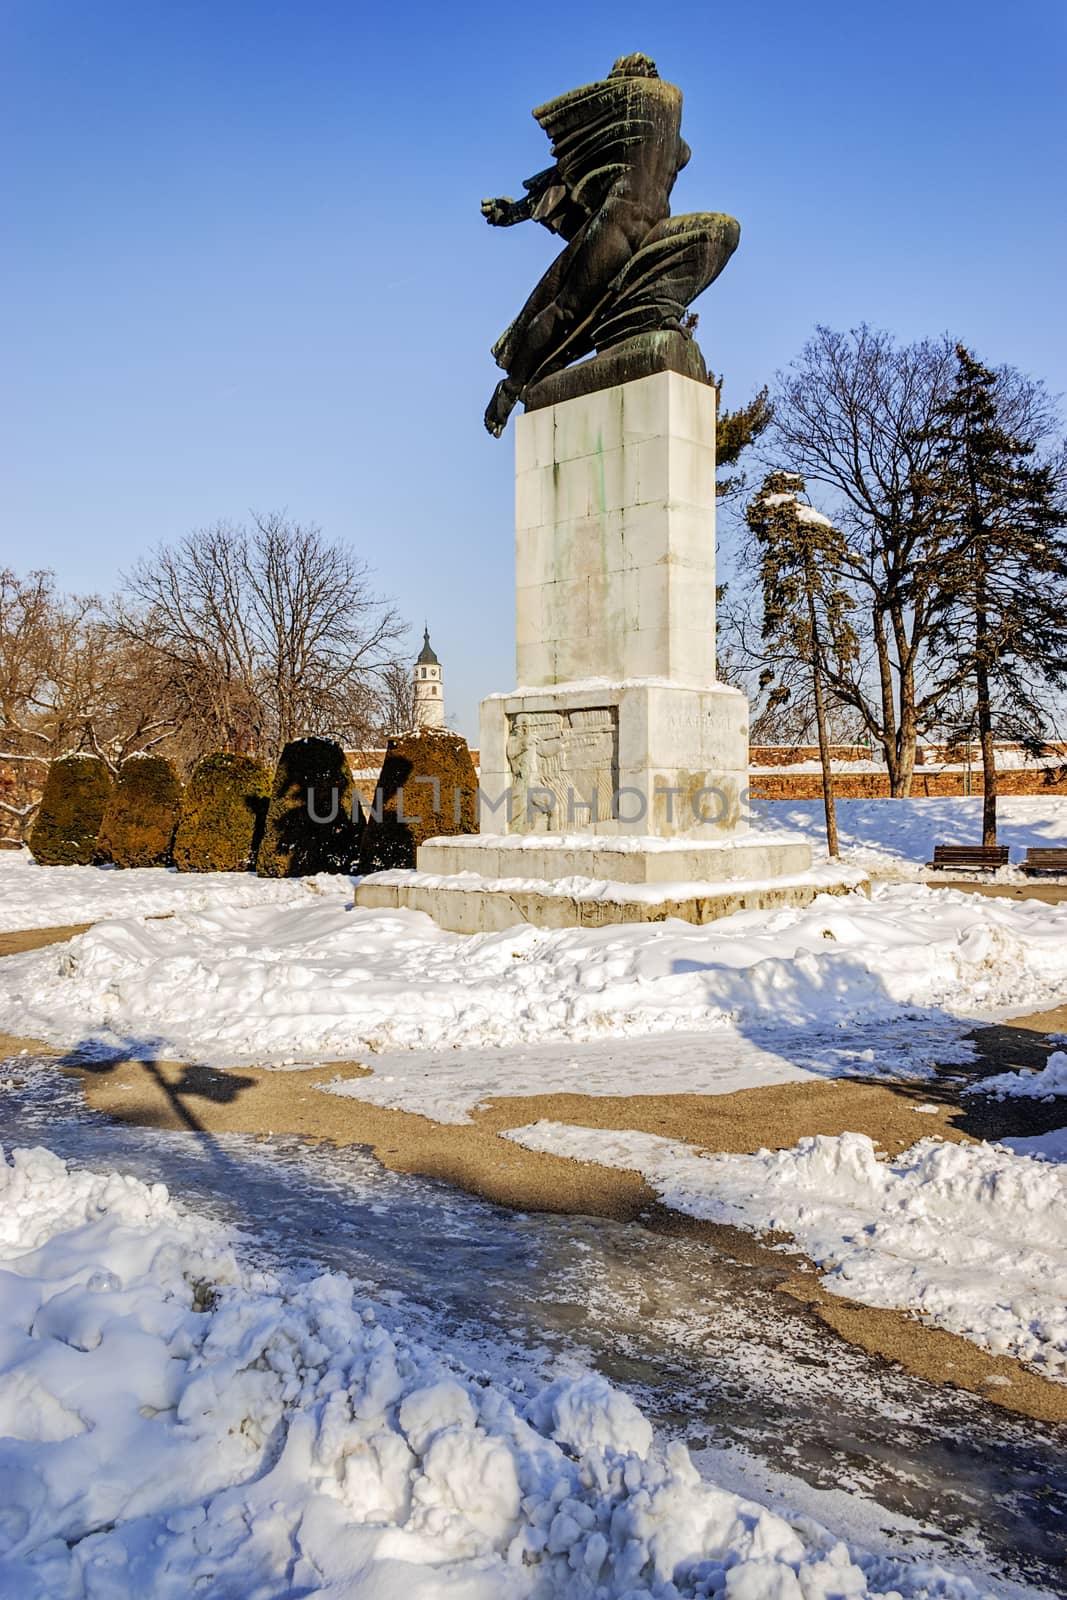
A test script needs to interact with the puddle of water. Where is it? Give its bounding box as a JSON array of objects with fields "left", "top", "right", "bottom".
[{"left": 1, "top": 1053, "right": 1064, "bottom": 1592}]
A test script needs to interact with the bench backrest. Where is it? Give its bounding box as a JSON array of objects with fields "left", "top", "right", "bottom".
[{"left": 931, "top": 844, "right": 1010, "bottom": 865}]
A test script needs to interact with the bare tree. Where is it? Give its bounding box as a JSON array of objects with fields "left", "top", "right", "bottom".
[
  {"left": 770, "top": 326, "right": 960, "bottom": 794},
  {"left": 115, "top": 514, "right": 404, "bottom": 765},
  {"left": 0, "top": 569, "right": 182, "bottom": 842},
  {"left": 375, "top": 660, "right": 417, "bottom": 738}
]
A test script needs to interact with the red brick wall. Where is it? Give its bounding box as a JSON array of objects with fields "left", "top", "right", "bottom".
[
  {"left": 749, "top": 767, "right": 1067, "bottom": 800},
  {"left": 750, "top": 745, "right": 871, "bottom": 766}
]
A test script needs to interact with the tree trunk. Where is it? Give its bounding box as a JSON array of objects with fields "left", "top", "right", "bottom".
[
  {"left": 871, "top": 611, "right": 906, "bottom": 795},
  {"left": 973, "top": 535, "right": 997, "bottom": 844},
  {"left": 889, "top": 604, "right": 919, "bottom": 797},
  {"left": 895, "top": 657, "right": 918, "bottom": 797},
  {"left": 975, "top": 630, "right": 997, "bottom": 846},
  {"left": 809, "top": 595, "right": 839, "bottom": 857}
]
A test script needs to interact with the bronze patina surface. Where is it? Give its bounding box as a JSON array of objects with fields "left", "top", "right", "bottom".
[{"left": 482, "top": 53, "right": 739, "bottom": 434}]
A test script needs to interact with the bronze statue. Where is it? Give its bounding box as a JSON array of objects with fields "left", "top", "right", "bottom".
[{"left": 481, "top": 54, "right": 740, "bottom": 436}]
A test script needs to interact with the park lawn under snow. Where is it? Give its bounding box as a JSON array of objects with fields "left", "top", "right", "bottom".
[
  {"left": 2, "top": 883, "right": 1067, "bottom": 1114},
  {"left": 0, "top": 1143, "right": 1036, "bottom": 1600},
  {"left": 503, "top": 1125, "right": 1067, "bottom": 1383},
  {"left": 756, "top": 794, "right": 1067, "bottom": 877},
  {"left": 0, "top": 847, "right": 351, "bottom": 933}
]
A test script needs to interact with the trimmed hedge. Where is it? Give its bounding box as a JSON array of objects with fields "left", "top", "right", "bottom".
[
  {"left": 96, "top": 754, "right": 184, "bottom": 868},
  {"left": 172, "top": 752, "right": 272, "bottom": 873},
  {"left": 360, "top": 729, "right": 477, "bottom": 871},
  {"left": 28, "top": 754, "right": 114, "bottom": 866},
  {"left": 257, "top": 736, "right": 363, "bottom": 877}
]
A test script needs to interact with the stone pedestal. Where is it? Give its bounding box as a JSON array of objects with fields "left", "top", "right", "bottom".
[
  {"left": 477, "top": 368, "right": 748, "bottom": 841},
  {"left": 478, "top": 678, "right": 749, "bottom": 839},
  {"left": 513, "top": 368, "right": 718, "bottom": 687},
  {"left": 353, "top": 367, "right": 867, "bottom": 931}
]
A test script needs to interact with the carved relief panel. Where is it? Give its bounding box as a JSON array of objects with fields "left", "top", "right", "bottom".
[{"left": 506, "top": 706, "right": 618, "bottom": 831}]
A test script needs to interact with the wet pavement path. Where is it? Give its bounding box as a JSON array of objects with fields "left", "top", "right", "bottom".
[{"left": 2, "top": 1046, "right": 1064, "bottom": 1594}]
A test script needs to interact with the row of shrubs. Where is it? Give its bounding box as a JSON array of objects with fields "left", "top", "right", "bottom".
[{"left": 27, "top": 731, "right": 477, "bottom": 877}]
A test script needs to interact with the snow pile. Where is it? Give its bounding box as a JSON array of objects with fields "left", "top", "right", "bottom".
[
  {"left": 968, "top": 1049, "right": 1067, "bottom": 1099},
  {"left": 0, "top": 1145, "right": 991, "bottom": 1599},
  {"left": 2, "top": 884, "right": 1066, "bottom": 1081},
  {"left": 504, "top": 1125, "right": 1067, "bottom": 1380},
  {"left": 0, "top": 848, "right": 350, "bottom": 933}
]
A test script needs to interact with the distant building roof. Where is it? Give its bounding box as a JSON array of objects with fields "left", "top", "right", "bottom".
[{"left": 416, "top": 627, "right": 440, "bottom": 666}]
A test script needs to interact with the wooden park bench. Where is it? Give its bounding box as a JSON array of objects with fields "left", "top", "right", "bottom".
[
  {"left": 1021, "top": 847, "right": 1067, "bottom": 877},
  {"left": 927, "top": 843, "right": 1010, "bottom": 873}
]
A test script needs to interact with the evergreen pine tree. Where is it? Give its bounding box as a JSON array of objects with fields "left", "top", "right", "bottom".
[
  {"left": 922, "top": 346, "right": 1067, "bottom": 844},
  {"left": 714, "top": 380, "right": 773, "bottom": 501},
  {"left": 746, "top": 472, "right": 858, "bottom": 857}
]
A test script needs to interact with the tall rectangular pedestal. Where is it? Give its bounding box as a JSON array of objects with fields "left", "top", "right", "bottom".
[
  {"left": 479, "top": 366, "right": 752, "bottom": 842},
  {"left": 514, "top": 368, "right": 718, "bottom": 686}
]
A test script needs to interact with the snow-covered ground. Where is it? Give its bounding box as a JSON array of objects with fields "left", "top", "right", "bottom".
[
  {"left": 503, "top": 1125, "right": 1067, "bottom": 1381},
  {"left": 0, "top": 1141, "right": 1044, "bottom": 1600},
  {"left": 2, "top": 883, "right": 1066, "bottom": 1111},
  {"left": 0, "top": 848, "right": 350, "bottom": 933},
  {"left": 3, "top": 823, "right": 1067, "bottom": 1595},
  {"left": 4, "top": 796, "right": 1066, "bottom": 940},
  {"left": 755, "top": 795, "right": 1067, "bottom": 877}
]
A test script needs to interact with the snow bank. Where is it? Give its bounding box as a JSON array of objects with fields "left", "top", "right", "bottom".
[
  {"left": 0, "top": 1144, "right": 994, "bottom": 1599},
  {"left": 0, "top": 847, "right": 351, "bottom": 933},
  {"left": 968, "top": 1049, "right": 1067, "bottom": 1099},
  {"left": 2, "top": 883, "right": 1066, "bottom": 1092},
  {"left": 504, "top": 1125, "right": 1067, "bottom": 1381}
]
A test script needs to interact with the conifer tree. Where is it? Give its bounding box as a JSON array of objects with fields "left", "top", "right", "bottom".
[
  {"left": 746, "top": 472, "right": 858, "bottom": 857},
  {"left": 714, "top": 379, "right": 773, "bottom": 501},
  {"left": 921, "top": 346, "right": 1067, "bottom": 844}
]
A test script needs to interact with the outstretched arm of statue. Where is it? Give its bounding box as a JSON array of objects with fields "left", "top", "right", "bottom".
[
  {"left": 482, "top": 166, "right": 563, "bottom": 228},
  {"left": 481, "top": 195, "right": 533, "bottom": 227}
]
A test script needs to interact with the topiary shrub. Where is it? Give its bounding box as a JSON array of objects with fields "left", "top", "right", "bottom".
[
  {"left": 28, "top": 753, "right": 114, "bottom": 866},
  {"left": 257, "top": 736, "right": 363, "bottom": 877},
  {"left": 96, "top": 754, "right": 184, "bottom": 868},
  {"left": 360, "top": 728, "right": 477, "bottom": 872},
  {"left": 172, "top": 752, "right": 272, "bottom": 873}
]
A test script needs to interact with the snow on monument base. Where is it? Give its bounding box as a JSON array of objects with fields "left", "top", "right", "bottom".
[
  {"left": 356, "top": 370, "right": 863, "bottom": 930},
  {"left": 355, "top": 854, "right": 869, "bottom": 934}
]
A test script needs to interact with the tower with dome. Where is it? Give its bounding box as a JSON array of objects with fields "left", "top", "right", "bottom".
[{"left": 412, "top": 628, "right": 445, "bottom": 728}]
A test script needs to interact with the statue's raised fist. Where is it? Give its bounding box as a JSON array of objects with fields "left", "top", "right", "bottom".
[{"left": 481, "top": 197, "right": 517, "bottom": 227}]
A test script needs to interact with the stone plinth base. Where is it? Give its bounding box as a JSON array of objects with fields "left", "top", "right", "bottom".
[
  {"left": 416, "top": 831, "right": 811, "bottom": 884},
  {"left": 479, "top": 678, "right": 750, "bottom": 840},
  {"left": 354, "top": 860, "right": 868, "bottom": 935}
]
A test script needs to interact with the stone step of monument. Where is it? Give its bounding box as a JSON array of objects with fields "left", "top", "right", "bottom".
[
  {"left": 355, "top": 861, "right": 868, "bottom": 935},
  {"left": 415, "top": 832, "right": 812, "bottom": 886}
]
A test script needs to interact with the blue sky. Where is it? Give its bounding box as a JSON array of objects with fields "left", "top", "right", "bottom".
[{"left": 2, "top": 0, "right": 1065, "bottom": 739}]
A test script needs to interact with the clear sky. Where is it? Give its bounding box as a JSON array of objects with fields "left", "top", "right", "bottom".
[{"left": 2, "top": 0, "right": 1065, "bottom": 739}]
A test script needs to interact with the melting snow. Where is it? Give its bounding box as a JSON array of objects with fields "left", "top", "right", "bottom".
[{"left": 503, "top": 1125, "right": 1067, "bottom": 1381}]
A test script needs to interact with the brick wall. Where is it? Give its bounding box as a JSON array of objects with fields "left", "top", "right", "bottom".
[
  {"left": 749, "top": 767, "right": 1067, "bottom": 801},
  {"left": 750, "top": 745, "right": 871, "bottom": 767}
]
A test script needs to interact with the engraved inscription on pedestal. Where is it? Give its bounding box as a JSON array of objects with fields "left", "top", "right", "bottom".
[{"left": 507, "top": 706, "right": 618, "bottom": 830}]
